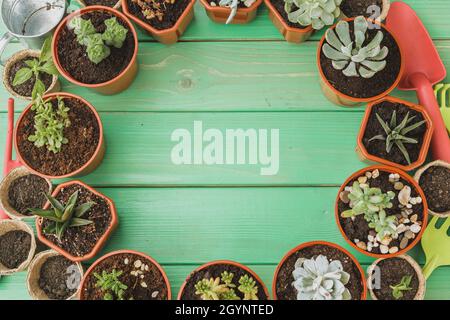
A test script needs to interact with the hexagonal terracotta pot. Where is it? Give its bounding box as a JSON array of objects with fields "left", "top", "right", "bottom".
[
  {"left": 356, "top": 96, "right": 434, "bottom": 172},
  {"left": 200, "top": 0, "right": 263, "bottom": 24},
  {"left": 36, "top": 180, "right": 118, "bottom": 262}
]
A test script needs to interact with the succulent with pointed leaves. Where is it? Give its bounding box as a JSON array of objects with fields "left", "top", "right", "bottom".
[
  {"left": 94, "top": 269, "right": 128, "bottom": 300},
  {"left": 284, "top": 0, "right": 342, "bottom": 30}
]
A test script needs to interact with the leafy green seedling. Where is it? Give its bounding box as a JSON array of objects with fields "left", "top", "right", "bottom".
[
  {"left": 102, "top": 17, "right": 128, "bottom": 48},
  {"left": 390, "top": 275, "right": 412, "bottom": 300},
  {"left": 94, "top": 269, "right": 128, "bottom": 300}
]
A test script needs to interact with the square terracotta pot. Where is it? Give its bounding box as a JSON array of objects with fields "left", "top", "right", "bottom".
[{"left": 200, "top": 0, "right": 263, "bottom": 24}]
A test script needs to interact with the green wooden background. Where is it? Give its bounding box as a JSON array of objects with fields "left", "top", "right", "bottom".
[{"left": 0, "top": 0, "right": 449, "bottom": 300}]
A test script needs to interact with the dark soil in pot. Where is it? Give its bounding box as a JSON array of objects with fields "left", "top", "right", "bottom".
[
  {"left": 82, "top": 253, "right": 168, "bottom": 300},
  {"left": 57, "top": 10, "right": 135, "bottom": 84},
  {"left": 84, "top": 0, "right": 119, "bottom": 7},
  {"left": 39, "top": 255, "right": 80, "bottom": 300},
  {"left": 341, "top": 0, "right": 383, "bottom": 18},
  {"left": 362, "top": 101, "right": 426, "bottom": 166},
  {"left": 41, "top": 184, "right": 111, "bottom": 258},
  {"left": 126, "top": 0, "right": 191, "bottom": 30},
  {"left": 320, "top": 20, "right": 401, "bottom": 99},
  {"left": 17, "top": 96, "right": 100, "bottom": 177},
  {"left": 338, "top": 169, "right": 424, "bottom": 255},
  {"left": 268, "top": 0, "right": 308, "bottom": 29},
  {"left": 8, "top": 174, "right": 49, "bottom": 215},
  {"left": 180, "top": 264, "right": 269, "bottom": 300},
  {"left": 418, "top": 165, "right": 450, "bottom": 213},
  {"left": 275, "top": 244, "right": 363, "bottom": 300},
  {"left": 0, "top": 230, "right": 31, "bottom": 269},
  {"left": 8, "top": 57, "right": 53, "bottom": 97}
]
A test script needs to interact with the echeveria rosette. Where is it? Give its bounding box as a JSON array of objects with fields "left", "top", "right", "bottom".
[
  {"left": 322, "top": 16, "right": 389, "bottom": 78},
  {"left": 292, "top": 255, "right": 351, "bottom": 300},
  {"left": 285, "top": 0, "right": 342, "bottom": 30}
]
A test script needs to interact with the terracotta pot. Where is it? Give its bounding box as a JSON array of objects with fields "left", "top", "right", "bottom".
[
  {"left": 367, "top": 254, "right": 425, "bottom": 300},
  {"left": 178, "top": 260, "right": 270, "bottom": 300},
  {"left": 122, "top": 0, "right": 195, "bottom": 45},
  {"left": 272, "top": 240, "right": 367, "bottom": 300},
  {"left": 414, "top": 160, "right": 450, "bottom": 217},
  {"left": 0, "top": 166, "right": 52, "bottom": 220},
  {"left": 356, "top": 96, "right": 434, "bottom": 171},
  {"left": 336, "top": 165, "right": 428, "bottom": 259},
  {"left": 77, "top": 0, "right": 122, "bottom": 10},
  {"left": 35, "top": 180, "right": 118, "bottom": 262},
  {"left": 265, "top": 0, "right": 314, "bottom": 43},
  {"left": 26, "top": 250, "right": 84, "bottom": 300},
  {"left": 2, "top": 50, "right": 60, "bottom": 101},
  {"left": 79, "top": 249, "right": 171, "bottom": 300},
  {"left": 14, "top": 92, "right": 105, "bottom": 180},
  {"left": 200, "top": 0, "right": 263, "bottom": 24},
  {"left": 317, "top": 17, "right": 404, "bottom": 107},
  {"left": 341, "top": 0, "right": 390, "bottom": 21},
  {"left": 52, "top": 6, "right": 138, "bottom": 95},
  {"left": 0, "top": 219, "right": 36, "bottom": 275}
]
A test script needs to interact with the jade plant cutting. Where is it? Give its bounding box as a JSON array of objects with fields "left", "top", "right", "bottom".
[
  {"left": 94, "top": 269, "right": 128, "bottom": 300},
  {"left": 284, "top": 0, "right": 342, "bottom": 30}
]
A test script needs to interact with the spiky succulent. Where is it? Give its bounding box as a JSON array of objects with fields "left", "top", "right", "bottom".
[
  {"left": 238, "top": 274, "right": 259, "bottom": 300},
  {"left": 217, "top": 0, "right": 257, "bottom": 24},
  {"left": 292, "top": 255, "right": 351, "bottom": 300},
  {"left": 369, "top": 111, "right": 426, "bottom": 165},
  {"left": 322, "top": 16, "right": 388, "bottom": 78},
  {"left": 194, "top": 272, "right": 259, "bottom": 300},
  {"left": 284, "top": 0, "right": 342, "bottom": 30},
  {"left": 390, "top": 275, "right": 412, "bottom": 300},
  {"left": 94, "top": 269, "right": 128, "bottom": 300}
]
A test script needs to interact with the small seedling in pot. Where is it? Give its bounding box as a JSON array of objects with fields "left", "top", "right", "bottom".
[
  {"left": 94, "top": 269, "right": 128, "bottom": 300},
  {"left": 29, "top": 190, "right": 94, "bottom": 241},
  {"left": 238, "top": 274, "right": 258, "bottom": 300},
  {"left": 12, "top": 37, "right": 59, "bottom": 100},
  {"left": 390, "top": 275, "right": 412, "bottom": 300},
  {"left": 194, "top": 272, "right": 259, "bottom": 300},
  {"left": 284, "top": 0, "right": 342, "bottom": 30},
  {"left": 369, "top": 111, "right": 426, "bottom": 165},
  {"left": 131, "top": 0, "right": 178, "bottom": 22}
]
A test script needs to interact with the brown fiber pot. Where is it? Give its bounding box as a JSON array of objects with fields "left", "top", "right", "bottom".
[
  {"left": 265, "top": 0, "right": 313, "bottom": 43},
  {"left": 14, "top": 92, "right": 105, "bottom": 180},
  {"left": 200, "top": 0, "right": 263, "bottom": 24},
  {"left": 79, "top": 249, "right": 171, "bottom": 300},
  {"left": 35, "top": 180, "right": 118, "bottom": 263},
  {"left": 177, "top": 260, "right": 270, "bottom": 300},
  {"left": 341, "top": 0, "right": 390, "bottom": 21},
  {"left": 122, "top": 0, "right": 195, "bottom": 44},
  {"left": 52, "top": 6, "right": 138, "bottom": 95},
  {"left": 356, "top": 96, "right": 434, "bottom": 172},
  {"left": 317, "top": 17, "right": 404, "bottom": 107},
  {"left": 336, "top": 165, "right": 428, "bottom": 259}
]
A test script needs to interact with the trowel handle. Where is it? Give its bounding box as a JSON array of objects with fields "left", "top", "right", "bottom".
[{"left": 411, "top": 73, "right": 450, "bottom": 163}]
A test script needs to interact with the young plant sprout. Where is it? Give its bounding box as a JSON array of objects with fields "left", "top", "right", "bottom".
[
  {"left": 284, "top": 0, "right": 342, "bottom": 30},
  {"left": 214, "top": 0, "right": 257, "bottom": 24},
  {"left": 390, "top": 275, "right": 412, "bottom": 300},
  {"left": 94, "top": 269, "right": 128, "bottom": 300},
  {"left": 29, "top": 190, "right": 94, "bottom": 241},
  {"left": 322, "top": 16, "right": 388, "bottom": 78},
  {"left": 12, "top": 37, "right": 59, "bottom": 100},
  {"left": 194, "top": 272, "right": 259, "bottom": 300},
  {"left": 369, "top": 111, "right": 426, "bottom": 165},
  {"left": 292, "top": 255, "right": 351, "bottom": 300}
]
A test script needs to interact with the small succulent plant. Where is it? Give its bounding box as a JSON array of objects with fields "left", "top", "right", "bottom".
[
  {"left": 94, "top": 269, "right": 128, "bottom": 300},
  {"left": 292, "top": 255, "right": 351, "bottom": 300},
  {"left": 131, "top": 0, "right": 176, "bottom": 21},
  {"left": 216, "top": 0, "right": 257, "bottom": 24},
  {"left": 369, "top": 111, "right": 426, "bottom": 165},
  {"left": 238, "top": 274, "right": 259, "bottom": 300},
  {"left": 390, "top": 275, "right": 412, "bottom": 300},
  {"left": 284, "top": 0, "right": 342, "bottom": 30},
  {"left": 102, "top": 17, "right": 129, "bottom": 49},
  {"left": 322, "top": 16, "right": 388, "bottom": 78},
  {"left": 29, "top": 190, "right": 94, "bottom": 240}
]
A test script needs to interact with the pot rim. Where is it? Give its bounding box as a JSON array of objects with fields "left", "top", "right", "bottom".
[
  {"left": 357, "top": 96, "right": 434, "bottom": 171},
  {"left": 341, "top": 0, "right": 391, "bottom": 21},
  {"left": 14, "top": 92, "right": 104, "bottom": 180},
  {"left": 79, "top": 249, "right": 172, "bottom": 300},
  {"left": 177, "top": 259, "right": 270, "bottom": 300},
  {"left": 335, "top": 165, "right": 429, "bottom": 258},
  {"left": 317, "top": 17, "right": 404, "bottom": 103},
  {"left": 264, "top": 0, "right": 313, "bottom": 34},
  {"left": 200, "top": 0, "right": 264, "bottom": 14},
  {"left": 35, "top": 180, "right": 118, "bottom": 262},
  {"left": 272, "top": 240, "right": 367, "bottom": 300},
  {"left": 77, "top": 0, "right": 122, "bottom": 10},
  {"left": 52, "top": 5, "right": 138, "bottom": 89}
]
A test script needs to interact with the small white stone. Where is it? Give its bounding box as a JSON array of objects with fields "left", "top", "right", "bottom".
[
  {"left": 151, "top": 291, "right": 159, "bottom": 298},
  {"left": 211, "top": 1, "right": 217, "bottom": 6},
  {"left": 372, "top": 169, "right": 380, "bottom": 178},
  {"left": 354, "top": 239, "right": 360, "bottom": 243},
  {"left": 410, "top": 214, "right": 418, "bottom": 223},
  {"left": 366, "top": 172, "right": 372, "bottom": 178},
  {"left": 410, "top": 224, "right": 421, "bottom": 234},
  {"left": 410, "top": 198, "right": 417, "bottom": 205},
  {"left": 141, "top": 282, "right": 148, "bottom": 288},
  {"left": 134, "top": 260, "right": 142, "bottom": 268},
  {"left": 124, "top": 258, "right": 129, "bottom": 265},
  {"left": 368, "top": 235, "right": 375, "bottom": 242},
  {"left": 140, "top": 275, "right": 144, "bottom": 279},
  {"left": 145, "top": 265, "right": 149, "bottom": 271},
  {"left": 405, "top": 230, "right": 415, "bottom": 239},
  {"left": 389, "top": 247, "right": 399, "bottom": 254},
  {"left": 340, "top": 191, "right": 350, "bottom": 204},
  {"left": 356, "top": 241, "right": 367, "bottom": 250},
  {"left": 394, "top": 173, "right": 400, "bottom": 179},
  {"left": 358, "top": 176, "right": 368, "bottom": 184},
  {"left": 416, "top": 197, "right": 422, "bottom": 204},
  {"left": 381, "top": 237, "right": 392, "bottom": 246},
  {"left": 398, "top": 186, "right": 411, "bottom": 206},
  {"left": 396, "top": 224, "right": 407, "bottom": 234},
  {"left": 141, "top": 264, "right": 145, "bottom": 271},
  {"left": 394, "top": 182, "right": 404, "bottom": 190},
  {"left": 130, "top": 271, "right": 137, "bottom": 277},
  {"left": 359, "top": 183, "right": 369, "bottom": 189},
  {"left": 400, "top": 237, "right": 409, "bottom": 249},
  {"left": 380, "top": 245, "right": 389, "bottom": 254}
]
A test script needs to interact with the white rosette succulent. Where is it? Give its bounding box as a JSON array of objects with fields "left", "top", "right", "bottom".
[{"left": 284, "top": 0, "right": 342, "bottom": 30}]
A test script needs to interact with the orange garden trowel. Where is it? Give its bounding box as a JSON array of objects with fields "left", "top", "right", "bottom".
[{"left": 386, "top": 2, "right": 450, "bottom": 162}]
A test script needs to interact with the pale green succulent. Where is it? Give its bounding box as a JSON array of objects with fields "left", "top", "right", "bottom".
[
  {"left": 284, "top": 0, "right": 342, "bottom": 30},
  {"left": 368, "top": 208, "right": 398, "bottom": 239},
  {"left": 194, "top": 272, "right": 260, "bottom": 300},
  {"left": 322, "top": 16, "right": 388, "bottom": 78},
  {"left": 292, "top": 255, "right": 351, "bottom": 300},
  {"left": 218, "top": 0, "right": 256, "bottom": 24}
]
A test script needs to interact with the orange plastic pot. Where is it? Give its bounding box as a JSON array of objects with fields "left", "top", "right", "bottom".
[
  {"left": 200, "top": 0, "right": 263, "bottom": 24},
  {"left": 265, "top": 0, "right": 313, "bottom": 43},
  {"left": 14, "top": 92, "right": 105, "bottom": 180},
  {"left": 36, "top": 180, "right": 118, "bottom": 262},
  {"left": 52, "top": 6, "right": 138, "bottom": 95},
  {"left": 272, "top": 241, "right": 367, "bottom": 300},
  {"left": 335, "top": 165, "right": 428, "bottom": 259},
  {"left": 79, "top": 249, "right": 171, "bottom": 300},
  {"left": 177, "top": 260, "right": 270, "bottom": 300},
  {"left": 356, "top": 96, "right": 434, "bottom": 171},
  {"left": 317, "top": 17, "right": 404, "bottom": 107},
  {"left": 122, "top": 0, "right": 195, "bottom": 44}
]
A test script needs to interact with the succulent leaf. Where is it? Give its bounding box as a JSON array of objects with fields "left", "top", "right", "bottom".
[{"left": 284, "top": 0, "right": 341, "bottom": 30}]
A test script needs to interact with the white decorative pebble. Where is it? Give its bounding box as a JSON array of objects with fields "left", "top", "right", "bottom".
[
  {"left": 380, "top": 245, "right": 389, "bottom": 254},
  {"left": 134, "top": 260, "right": 142, "bottom": 268},
  {"left": 410, "top": 224, "right": 421, "bottom": 234}
]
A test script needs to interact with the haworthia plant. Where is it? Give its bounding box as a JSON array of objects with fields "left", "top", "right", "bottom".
[
  {"left": 284, "top": 0, "right": 342, "bottom": 30},
  {"left": 214, "top": 0, "right": 257, "bottom": 24},
  {"left": 322, "top": 16, "right": 388, "bottom": 78}
]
